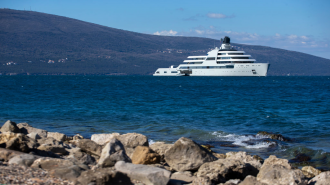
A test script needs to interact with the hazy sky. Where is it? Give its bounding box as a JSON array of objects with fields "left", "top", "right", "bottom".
[{"left": 2, "top": 0, "right": 330, "bottom": 59}]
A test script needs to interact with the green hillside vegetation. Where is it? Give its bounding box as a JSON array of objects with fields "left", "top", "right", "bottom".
[{"left": 0, "top": 9, "right": 329, "bottom": 75}]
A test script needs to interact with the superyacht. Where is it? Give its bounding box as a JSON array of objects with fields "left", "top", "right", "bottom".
[{"left": 153, "top": 36, "right": 270, "bottom": 76}]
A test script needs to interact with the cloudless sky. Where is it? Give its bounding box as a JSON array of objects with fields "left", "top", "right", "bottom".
[{"left": 1, "top": 0, "right": 330, "bottom": 59}]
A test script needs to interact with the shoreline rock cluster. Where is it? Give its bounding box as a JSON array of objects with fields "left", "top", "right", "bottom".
[{"left": 0, "top": 120, "right": 329, "bottom": 185}]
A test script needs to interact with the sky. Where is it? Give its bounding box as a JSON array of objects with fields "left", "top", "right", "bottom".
[{"left": 1, "top": 0, "right": 330, "bottom": 59}]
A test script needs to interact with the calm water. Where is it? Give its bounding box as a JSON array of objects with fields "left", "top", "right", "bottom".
[{"left": 1, "top": 76, "right": 330, "bottom": 168}]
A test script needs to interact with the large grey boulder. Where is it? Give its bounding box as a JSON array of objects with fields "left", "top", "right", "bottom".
[
  {"left": 76, "top": 168, "right": 132, "bottom": 185},
  {"left": 197, "top": 159, "right": 252, "bottom": 184},
  {"left": 17, "top": 123, "right": 47, "bottom": 138},
  {"left": 115, "top": 161, "right": 171, "bottom": 185},
  {"left": 226, "top": 151, "right": 262, "bottom": 176},
  {"left": 117, "top": 133, "right": 148, "bottom": 158},
  {"left": 1, "top": 120, "right": 20, "bottom": 133},
  {"left": 240, "top": 175, "right": 267, "bottom": 185},
  {"left": 164, "top": 137, "right": 217, "bottom": 171},
  {"left": 76, "top": 139, "right": 102, "bottom": 157},
  {"left": 31, "top": 157, "right": 89, "bottom": 181},
  {"left": 91, "top": 133, "right": 120, "bottom": 145},
  {"left": 257, "top": 155, "right": 307, "bottom": 185},
  {"left": 98, "top": 138, "right": 131, "bottom": 167},
  {"left": 8, "top": 154, "right": 38, "bottom": 167},
  {"left": 308, "top": 171, "right": 330, "bottom": 185}
]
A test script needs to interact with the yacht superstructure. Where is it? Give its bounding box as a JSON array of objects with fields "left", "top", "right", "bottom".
[{"left": 153, "top": 36, "right": 270, "bottom": 76}]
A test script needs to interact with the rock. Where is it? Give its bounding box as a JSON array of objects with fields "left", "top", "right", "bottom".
[
  {"left": 76, "top": 139, "right": 102, "bottom": 156},
  {"left": 6, "top": 136, "right": 30, "bottom": 152},
  {"left": 226, "top": 151, "right": 262, "bottom": 175},
  {"left": 37, "top": 144, "right": 67, "bottom": 155},
  {"left": 1, "top": 120, "right": 20, "bottom": 133},
  {"left": 0, "top": 148, "right": 28, "bottom": 161},
  {"left": 98, "top": 138, "right": 131, "bottom": 167},
  {"left": 257, "top": 131, "right": 290, "bottom": 141},
  {"left": 27, "top": 132, "right": 41, "bottom": 140},
  {"left": 8, "top": 154, "right": 38, "bottom": 167},
  {"left": 17, "top": 123, "right": 47, "bottom": 138},
  {"left": 239, "top": 175, "right": 267, "bottom": 185},
  {"left": 150, "top": 142, "right": 173, "bottom": 159},
  {"left": 47, "top": 132, "right": 67, "bottom": 142},
  {"left": 67, "top": 151, "right": 96, "bottom": 165},
  {"left": 115, "top": 161, "right": 171, "bottom": 185},
  {"left": 164, "top": 137, "right": 217, "bottom": 171},
  {"left": 73, "top": 134, "right": 84, "bottom": 140},
  {"left": 131, "top": 146, "right": 161, "bottom": 165},
  {"left": 91, "top": 133, "right": 120, "bottom": 145},
  {"left": 0, "top": 132, "right": 22, "bottom": 144},
  {"left": 213, "top": 153, "right": 226, "bottom": 159},
  {"left": 37, "top": 137, "right": 62, "bottom": 146},
  {"left": 308, "top": 171, "right": 330, "bottom": 185},
  {"left": 191, "top": 176, "right": 213, "bottom": 185},
  {"left": 169, "top": 171, "right": 195, "bottom": 185},
  {"left": 290, "top": 153, "right": 311, "bottom": 162},
  {"left": 31, "top": 157, "right": 89, "bottom": 181},
  {"left": 301, "top": 166, "right": 321, "bottom": 178},
  {"left": 76, "top": 168, "right": 132, "bottom": 185},
  {"left": 257, "top": 155, "right": 307, "bottom": 185},
  {"left": 117, "top": 133, "right": 148, "bottom": 158},
  {"left": 197, "top": 159, "right": 252, "bottom": 184}
]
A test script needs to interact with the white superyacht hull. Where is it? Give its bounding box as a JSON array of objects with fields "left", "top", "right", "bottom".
[{"left": 153, "top": 63, "right": 269, "bottom": 77}]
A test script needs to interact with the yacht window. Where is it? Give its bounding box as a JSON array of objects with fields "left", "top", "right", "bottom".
[
  {"left": 156, "top": 71, "right": 159, "bottom": 73},
  {"left": 231, "top": 57, "right": 249, "bottom": 59},
  {"left": 171, "top": 71, "right": 177, "bottom": 73},
  {"left": 164, "top": 71, "right": 167, "bottom": 73},
  {"left": 228, "top": 53, "right": 244, "bottom": 55},
  {"left": 218, "top": 53, "right": 226, "bottom": 55},
  {"left": 220, "top": 57, "right": 231, "bottom": 59},
  {"left": 206, "top": 57, "right": 215, "bottom": 60}
]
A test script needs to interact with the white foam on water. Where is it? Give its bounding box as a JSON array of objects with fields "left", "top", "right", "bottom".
[
  {"left": 211, "top": 131, "right": 275, "bottom": 149},
  {"left": 148, "top": 139, "right": 155, "bottom": 145}
]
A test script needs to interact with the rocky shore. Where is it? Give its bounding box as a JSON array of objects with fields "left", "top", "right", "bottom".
[{"left": 0, "top": 120, "right": 329, "bottom": 185}]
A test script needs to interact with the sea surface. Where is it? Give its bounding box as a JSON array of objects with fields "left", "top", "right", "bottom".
[{"left": 1, "top": 76, "right": 330, "bottom": 168}]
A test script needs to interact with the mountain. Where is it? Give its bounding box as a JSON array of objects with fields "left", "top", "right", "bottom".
[{"left": 0, "top": 9, "right": 329, "bottom": 76}]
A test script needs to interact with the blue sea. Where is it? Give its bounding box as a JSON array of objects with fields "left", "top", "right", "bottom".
[{"left": 1, "top": 76, "right": 330, "bottom": 168}]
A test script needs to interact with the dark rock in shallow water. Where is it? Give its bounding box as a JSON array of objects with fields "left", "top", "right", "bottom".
[
  {"left": 257, "top": 131, "right": 291, "bottom": 141},
  {"left": 290, "top": 153, "right": 312, "bottom": 163}
]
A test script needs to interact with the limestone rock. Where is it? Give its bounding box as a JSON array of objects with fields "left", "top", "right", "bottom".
[
  {"left": 0, "top": 132, "right": 23, "bottom": 144},
  {"left": 6, "top": 136, "right": 30, "bottom": 152},
  {"left": 73, "top": 134, "right": 84, "bottom": 140},
  {"left": 308, "top": 171, "right": 330, "bottom": 185},
  {"left": 37, "top": 144, "right": 67, "bottom": 155},
  {"left": 149, "top": 142, "right": 173, "bottom": 158},
  {"left": 17, "top": 123, "right": 47, "bottom": 138},
  {"left": 301, "top": 166, "right": 321, "bottom": 178},
  {"left": 213, "top": 153, "right": 226, "bottom": 159},
  {"left": 170, "top": 171, "right": 195, "bottom": 184},
  {"left": 197, "top": 159, "right": 252, "bottom": 184},
  {"left": 131, "top": 146, "right": 161, "bottom": 165},
  {"left": 76, "top": 139, "right": 102, "bottom": 156},
  {"left": 98, "top": 138, "right": 131, "bottom": 167},
  {"left": 240, "top": 175, "right": 267, "bottom": 185},
  {"left": 47, "top": 132, "right": 67, "bottom": 142},
  {"left": 27, "top": 132, "right": 41, "bottom": 140},
  {"left": 76, "top": 168, "right": 132, "bottom": 185},
  {"left": 1, "top": 120, "right": 20, "bottom": 133},
  {"left": 257, "top": 155, "right": 307, "bottom": 185},
  {"left": 8, "top": 154, "right": 38, "bottom": 167},
  {"left": 117, "top": 133, "right": 148, "bottom": 158},
  {"left": 115, "top": 161, "right": 171, "bottom": 185},
  {"left": 31, "top": 157, "right": 89, "bottom": 181},
  {"left": 191, "top": 176, "right": 213, "bottom": 185},
  {"left": 226, "top": 151, "right": 262, "bottom": 176},
  {"left": 67, "top": 151, "right": 96, "bottom": 165},
  {"left": 164, "top": 137, "right": 217, "bottom": 171},
  {"left": 0, "top": 148, "right": 28, "bottom": 161},
  {"left": 91, "top": 133, "right": 120, "bottom": 145}
]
